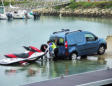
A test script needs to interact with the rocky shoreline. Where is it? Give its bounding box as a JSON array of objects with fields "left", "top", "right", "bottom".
[
  {"left": 36, "top": 8, "right": 112, "bottom": 17},
  {"left": 5, "top": 2, "right": 112, "bottom": 18}
]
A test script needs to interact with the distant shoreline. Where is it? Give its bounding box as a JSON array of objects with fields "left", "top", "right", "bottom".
[
  {"left": 35, "top": 1, "right": 112, "bottom": 18},
  {"left": 4, "top": 1, "right": 112, "bottom": 18},
  {"left": 36, "top": 8, "right": 112, "bottom": 18}
]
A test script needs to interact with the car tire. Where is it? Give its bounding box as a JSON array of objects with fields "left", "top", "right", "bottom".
[
  {"left": 69, "top": 52, "right": 77, "bottom": 60},
  {"left": 97, "top": 45, "right": 106, "bottom": 55}
]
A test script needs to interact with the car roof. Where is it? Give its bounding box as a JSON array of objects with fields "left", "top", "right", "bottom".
[
  {"left": 50, "top": 32, "right": 67, "bottom": 38},
  {"left": 50, "top": 30, "right": 92, "bottom": 38}
]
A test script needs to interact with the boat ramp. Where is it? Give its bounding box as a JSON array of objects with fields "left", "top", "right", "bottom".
[{"left": 23, "top": 68, "right": 112, "bottom": 86}]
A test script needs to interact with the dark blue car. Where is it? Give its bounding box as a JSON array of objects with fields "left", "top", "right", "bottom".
[{"left": 49, "top": 29, "right": 107, "bottom": 60}]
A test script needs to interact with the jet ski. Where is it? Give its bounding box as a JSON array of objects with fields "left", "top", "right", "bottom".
[{"left": 0, "top": 45, "right": 48, "bottom": 66}]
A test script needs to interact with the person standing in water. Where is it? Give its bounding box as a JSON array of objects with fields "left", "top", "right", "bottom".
[{"left": 47, "top": 40, "right": 58, "bottom": 59}]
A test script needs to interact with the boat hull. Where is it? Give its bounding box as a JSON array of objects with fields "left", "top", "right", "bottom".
[
  {"left": 0, "top": 13, "right": 7, "bottom": 20},
  {"left": 0, "top": 53, "right": 44, "bottom": 66}
]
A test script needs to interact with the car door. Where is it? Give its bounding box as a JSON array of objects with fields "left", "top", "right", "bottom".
[
  {"left": 84, "top": 33, "right": 99, "bottom": 55},
  {"left": 66, "top": 32, "right": 87, "bottom": 56},
  {"left": 56, "top": 37, "right": 65, "bottom": 57}
]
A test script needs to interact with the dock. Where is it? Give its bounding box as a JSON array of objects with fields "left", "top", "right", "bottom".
[{"left": 23, "top": 68, "right": 112, "bottom": 86}]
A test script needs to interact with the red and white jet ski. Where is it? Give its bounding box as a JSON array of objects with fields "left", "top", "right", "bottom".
[{"left": 0, "top": 45, "right": 47, "bottom": 66}]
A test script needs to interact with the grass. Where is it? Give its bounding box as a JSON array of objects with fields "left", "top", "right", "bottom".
[
  {"left": 68, "top": 1, "right": 112, "bottom": 9},
  {"left": 0, "top": 1, "right": 28, "bottom": 6},
  {"left": 54, "top": 1, "right": 112, "bottom": 9}
]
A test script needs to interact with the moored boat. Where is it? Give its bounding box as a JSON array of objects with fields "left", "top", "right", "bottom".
[{"left": 0, "top": 6, "right": 7, "bottom": 20}]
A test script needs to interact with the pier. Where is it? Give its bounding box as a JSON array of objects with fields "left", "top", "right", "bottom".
[{"left": 24, "top": 68, "right": 112, "bottom": 86}]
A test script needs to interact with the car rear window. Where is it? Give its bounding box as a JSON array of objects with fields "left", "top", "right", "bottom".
[{"left": 49, "top": 37, "right": 64, "bottom": 46}]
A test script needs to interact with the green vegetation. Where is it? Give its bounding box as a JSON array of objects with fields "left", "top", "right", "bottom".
[
  {"left": 68, "top": 1, "right": 112, "bottom": 9},
  {"left": 54, "top": 1, "right": 112, "bottom": 10},
  {"left": 54, "top": 6, "right": 61, "bottom": 10},
  {"left": 0, "top": 1, "right": 28, "bottom": 6}
]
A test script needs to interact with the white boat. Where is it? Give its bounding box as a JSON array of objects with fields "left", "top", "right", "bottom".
[
  {"left": 12, "top": 10, "right": 25, "bottom": 19},
  {"left": 9, "top": 4, "right": 33, "bottom": 19},
  {"left": 9, "top": 4, "right": 24, "bottom": 19},
  {"left": 0, "top": 0, "right": 7, "bottom": 20},
  {"left": 11, "top": 9, "right": 33, "bottom": 19},
  {"left": 0, "top": 12, "right": 7, "bottom": 20}
]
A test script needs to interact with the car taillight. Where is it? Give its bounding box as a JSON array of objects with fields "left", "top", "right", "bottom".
[
  {"left": 65, "top": 41, "right": 69, "bottom": 56},
  {"left": 65, "top": 41, "right": 68, "bottom": 49}
]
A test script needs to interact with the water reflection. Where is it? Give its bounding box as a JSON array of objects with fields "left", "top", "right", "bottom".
[
  {"left": 0, "top": 56, "right": 110, "bottom": 86},
  {"left": 3, "top": 56, "right": 107, "bottom": 77},
  {"left": 97, "top": 55, "right": 107, "bottom": 64},
  {"left": 4, "top": 61, "right": 45, "bottom": 77},
  {"left": 34, "top": 17, "right": 40, "bottom": 21}
]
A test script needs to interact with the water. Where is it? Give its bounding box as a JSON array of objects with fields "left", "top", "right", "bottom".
[
  {"left": 0, "top": 16, "right": 112, "bottom": 86},
  {"left": 0, "top": 59, "right": 108, "bottom": 86},
  {"left": 0, "top": 16, "right": 112, "bottom": 55}
]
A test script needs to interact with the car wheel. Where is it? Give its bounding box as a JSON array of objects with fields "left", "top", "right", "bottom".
[
  {"left": 69, "top": 52, "right": 77, "bottom": 60},
  {"left": 98, "top": 45, "right": 105, "bottom": 55}
]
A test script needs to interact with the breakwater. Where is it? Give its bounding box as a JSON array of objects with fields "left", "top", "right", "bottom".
[{"left": 36, "top": 8, "right": 112, "bottom": 17}]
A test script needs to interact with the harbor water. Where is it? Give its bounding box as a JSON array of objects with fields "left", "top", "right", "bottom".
[{"left": 0, "top": 16, "right": 112, "bottom": 86}]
